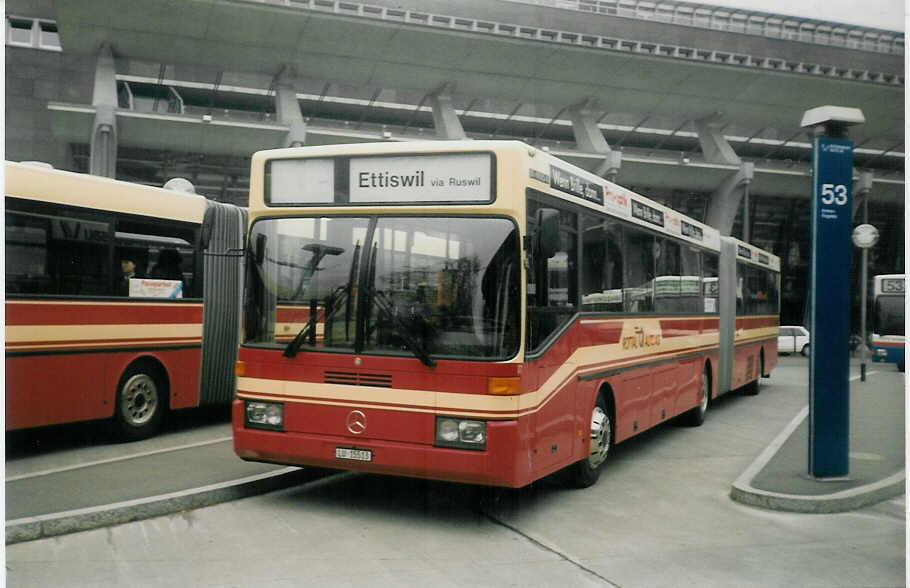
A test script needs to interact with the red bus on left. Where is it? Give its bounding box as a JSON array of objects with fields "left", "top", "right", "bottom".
[{"left": 5, "top": 161, "right": 245, "bottom": 440}]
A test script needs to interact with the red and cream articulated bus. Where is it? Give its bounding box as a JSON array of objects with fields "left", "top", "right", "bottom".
[
  {"left": 232, "top": 141, "right": 779, "bottom": 488},
  {"left": 5, "top": 162, "right": 246, "bottom": 440}
]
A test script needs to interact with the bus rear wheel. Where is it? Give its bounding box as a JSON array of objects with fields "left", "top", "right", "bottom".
[
  {"left": 569, "top": 394, "right": 611, "bottom": 488},
  {"left": 114, "top": 363, "right": 165, "bottom": 441},
  {"left": 686, "top": 366, "right": 711, "bottom": 426},
  {"left": 744, "top": 354, "right": 764, "bottom": 396}
]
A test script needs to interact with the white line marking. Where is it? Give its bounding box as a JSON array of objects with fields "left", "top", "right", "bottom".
[
  {"left": 7, "top": 436, "right": 233, "bottom": 482},
  {"left": 733, "top": 368, "right": 886, "bottom": 493},
  {"left": 6, "top": 466, "right": 304, "bottom": 528}
]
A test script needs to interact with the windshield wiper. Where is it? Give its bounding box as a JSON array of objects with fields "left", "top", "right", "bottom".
[
  {"left": 370, "top": 290, "right": 437, "bottom": 368},
  {"left": 283, "top": 286, "right": 348, "bottom": 358},
  {"left": 283, "top": 242, "right": 358, "bottom": 358}
]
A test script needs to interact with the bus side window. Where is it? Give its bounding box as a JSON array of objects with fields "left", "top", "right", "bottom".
[
  {"left": 116, "top": 218, "right": 198, "bottom": 297},
  {"left": 581, "top": 215, "right": 623, "bottom": 312},
  {"left": 680, "top": 245, "right": 702, "bottom": 314},
  {"left": 654, "top": 238, "right": 681, "bottom": 313},
  {"left": 526, "top": 195, "right": 578, "bottom": 352},
  {"left": 623, "top": 227, "right": 654, "bottom": 313},
  {"left": 6, "top": 204, "right": 112, "bottom": 297},
  {"left": 702, "top": 252, "right": 719, "bottom": 314},
  {"left": 735, "top": 262, "right": 746, "bottom": 314},
  {"left": 5, "top": 210, "right": 52, "bottom": 295}
]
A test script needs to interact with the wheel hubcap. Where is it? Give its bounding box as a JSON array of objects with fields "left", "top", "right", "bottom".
[
  {"left": 121, "top": 374, "right": 158, "bottom": 426},
  {"left": 699, "top": 375, "right": 709, "bottom": 414},
  {"left": 588, "top": 405, "right": 610, "bottom": 468}
]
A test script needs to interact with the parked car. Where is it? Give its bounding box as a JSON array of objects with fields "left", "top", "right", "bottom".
[{"left": 778, "top": 326, "right": 810, "bottom": 356}]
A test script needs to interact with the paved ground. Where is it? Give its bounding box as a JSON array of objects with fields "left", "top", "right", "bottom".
[
  {"left": 5, "top": 356, "right": 906, "bottom": 587},
  {"left": 731, "top": 357, "right": 905, "bottom": 512}
]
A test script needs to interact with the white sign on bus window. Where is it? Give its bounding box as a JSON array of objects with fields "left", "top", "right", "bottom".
[{"left": 129, "top": 278, "right": 183, "bottom": 298}]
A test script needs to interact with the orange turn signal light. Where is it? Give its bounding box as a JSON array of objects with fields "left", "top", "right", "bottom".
[
  {"left": 235, "top": 360, "right": 246, "bottom": 377},
  {"left": 488, "top": 376, "right": 520, "bottom": 396}
]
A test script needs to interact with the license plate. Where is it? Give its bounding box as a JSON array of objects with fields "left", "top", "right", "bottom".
[{"left": 335, "top": 447, "right": 372, "bottom": 462}]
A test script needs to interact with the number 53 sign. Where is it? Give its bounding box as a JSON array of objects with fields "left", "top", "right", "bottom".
[
  {"left": 808, "top": 135, "right": 853, "bottom": 478},
  {"left": 821, "top": 183, "right": 848, "bottom": 206}
]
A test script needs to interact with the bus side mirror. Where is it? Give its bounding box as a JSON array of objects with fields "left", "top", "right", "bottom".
[{"left": 535, "top": 208, "right": 560, "bottom": 260}]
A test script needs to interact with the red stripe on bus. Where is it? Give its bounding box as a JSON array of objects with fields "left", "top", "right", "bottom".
[
  {"left": 736, "top": 316, "right": 778, "bottom": 329},
  {"left": 5, "top": 300, "right": 203, "bottom": 325}
]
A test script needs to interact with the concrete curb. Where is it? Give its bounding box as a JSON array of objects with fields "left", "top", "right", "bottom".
[
  {"left": 731, "top": 470, "right": 905, "bottom": 514},
  {"left": 730, "top": 406, "right": 905, "bottom": 513},
  {"left": 5, "top": 466, "right": 317, "bottom": 544}
]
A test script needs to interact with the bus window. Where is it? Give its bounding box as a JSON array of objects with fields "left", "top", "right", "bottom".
[
  {"left": 5, "top": 205, "right": 111, "bottom": 296},
  {"left": 623, "top": 227, "right": 654, "bottom": 313},
  {"left": 680, "top": 245, "right": 702, "bottom": 314},
  {"left": 6, "top": 211, "right": 51, "bottom": 294},
  {"left": 581, "top": 215, "right": 623, "bottom": 312},
  {"left": 115, "top": 217, "right": 198, "bottom": 298},
  {"left": 703, "top": 252, "right": 718, "bottom": 314},
  {"left": 742, "top": 264, "right": 778, "bottom": 315},
  {"left": 735, "top": 262, "right": 746, "bottom": 314},
  {"left": 874, "top": 296, "right": 905, "bottom": 336},
  {"left": 527, "top": 197, "right": 577, "bottom": 351},
  {"left": 654, "top": 238, "right": 681, "bottom": 313}
]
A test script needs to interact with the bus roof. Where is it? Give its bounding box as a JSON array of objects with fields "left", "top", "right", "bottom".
[
  {"left": 5, "top": 161, "right": 207, "bottom": 224},
  {"left": 250, "top": 140, "right": 777, "bottom": 263}
]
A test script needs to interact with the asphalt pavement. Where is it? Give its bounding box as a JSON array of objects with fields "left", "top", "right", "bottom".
[{"left": 6, "top": 355, "right": 905, "bottom": 544}]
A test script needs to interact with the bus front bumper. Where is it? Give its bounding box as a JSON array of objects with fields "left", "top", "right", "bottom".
[{"left": 232, "top": 401, "right": 529, "bottom": 488}]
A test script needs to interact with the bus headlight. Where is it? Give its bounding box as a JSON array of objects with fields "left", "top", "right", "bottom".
[
  {"left": 435, "top": 417, "right": 486, "bottom": 450},
  {"left": 245, "top": 401, "right": 284, "bottom": 431},
  {"left": 876, "top": 348, "right": 888, "bottom": 357}
]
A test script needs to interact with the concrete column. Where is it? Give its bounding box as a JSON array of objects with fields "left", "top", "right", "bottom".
[
  {"left": 89, "top": 44, "right": 118, "bottom": 177},
  {"left": 593, "top": 152, "right": 623, "bottom": 182},
  {"left": 568, "top": 101, "right": 621, "bottom": 180},
  {"left": 705, "top": 162, "right": 754, "bottom": 236},
  {"left": 275, "top": 67, "right": 307, "bottom": 147},
  {"left": 694, "top": 113, "right": 740, "bottom": 165},
  {"left": 428, "top": 86, "right": 467, "bottom": 140}
]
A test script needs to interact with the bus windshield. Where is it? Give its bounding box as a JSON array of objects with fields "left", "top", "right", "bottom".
[
  {"left": 245, "top": 215, "right": 521, "bottom": 361},
  {"left": 874, "top": 295, "right": 905, "bottom": 336}
]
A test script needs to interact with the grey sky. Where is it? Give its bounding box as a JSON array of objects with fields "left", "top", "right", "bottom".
[{"left": 696, "top": 0, "right": 905, "bottom": 31}]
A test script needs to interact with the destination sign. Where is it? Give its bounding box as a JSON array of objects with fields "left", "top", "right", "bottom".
[
  {"left": 528, "top": 168, "right": 549, "bottom": 184},
  {"left": 758, "top": 253, "right": 770, "bottom": 265},
  {"left": 631, "top": 199, "right": 664, "bottom": 227},
  {"left": 737, "top": 245, "right": 752, "bottom": 259},
  {"left": 680, "top": 220, "right": 703, "bottom": 242},
  {"left": 881, "top": 278, "right": 905, "bottom": 294},
  {"left": 550, "top": 166, "right": 603, "bottom": 205},
  {"left": 267, "top": 153, "right": 493, "bottom": 205},
  {"left": 351, "top": 154, "right": 492, "bottom": 203}
]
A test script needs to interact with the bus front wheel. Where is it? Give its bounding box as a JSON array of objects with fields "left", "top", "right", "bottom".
[
  {"left": 569, "top": 394, "right": 611, "bottom": 488},
  {"left": 114, "top": 363, "right": 165, "bottom": 441}
]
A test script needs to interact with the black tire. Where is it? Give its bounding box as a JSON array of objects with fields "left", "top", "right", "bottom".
[
  {"left": 114, "top": 362, "right": 165, "bottom": 441},
  {"left": 898, "top": 362, "right": 905, "bottom": 373},
  {"left": 744, "top": 354, "right": 763, "bottom": 396},
  {"left": 686, "top": 366, "right": 711, "bottom": 426},
  {"left": 569, "top": 394, "right": 611, "bottom": 488},
  {"left": 801, "top": 344, "right": 809, "bottom": 357}
]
